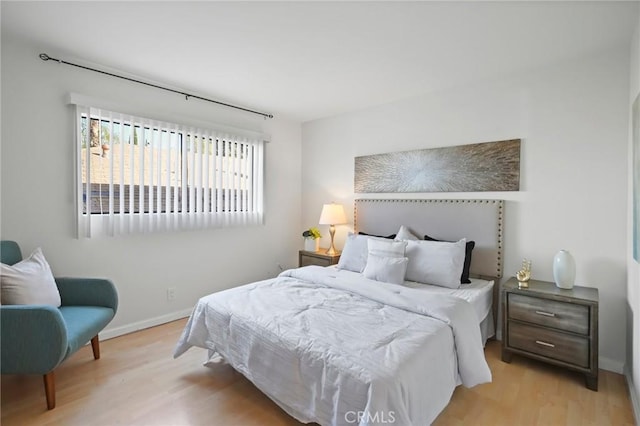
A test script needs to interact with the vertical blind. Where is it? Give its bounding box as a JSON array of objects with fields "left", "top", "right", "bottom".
[{"left": 74, "top": 105, "right": 264, "bottom": 238}]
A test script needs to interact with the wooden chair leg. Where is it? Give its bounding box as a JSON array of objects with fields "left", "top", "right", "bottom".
[
  {"left": 91, "top": 335, "right": 100, "bottom": 360},
  {"left": 43, "top": 371, "right": 55, "bottom": 410}
]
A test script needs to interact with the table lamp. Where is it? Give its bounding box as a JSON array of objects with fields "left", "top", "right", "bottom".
[{"left": 319, "top": 203, "right": 347, "bottom": 256}]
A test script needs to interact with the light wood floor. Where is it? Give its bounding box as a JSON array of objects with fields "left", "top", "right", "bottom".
[{"left": 1, "top": 318, "right": 635, "bottom": 426}]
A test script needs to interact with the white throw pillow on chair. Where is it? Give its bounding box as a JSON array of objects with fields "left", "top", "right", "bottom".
[{"left": 1, "top": 247, "right": 61, "bottom": 306}]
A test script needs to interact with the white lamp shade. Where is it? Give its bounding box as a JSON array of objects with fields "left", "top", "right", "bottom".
[{"left": 319, "top": 203, "right": 347, "bottom": 225}]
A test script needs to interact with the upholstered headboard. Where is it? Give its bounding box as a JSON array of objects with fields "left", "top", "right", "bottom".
[{"left": 354, "top": 199, "right": 504, "bottom": 279}]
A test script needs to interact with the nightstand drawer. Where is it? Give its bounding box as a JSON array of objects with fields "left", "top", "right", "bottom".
[
  {"left": 300, "top": 256, "right": 332, "bottom": 267},
  {"left": 508, "top": 322, "right": 590, "bottom": 368},
  {"left": 508, "top": 293, "right": 589, "bottom": 335},
  {"left": 299, "top": 250, "right": 341, "bottom": 268}
]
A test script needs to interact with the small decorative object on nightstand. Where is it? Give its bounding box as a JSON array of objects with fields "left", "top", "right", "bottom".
[
  {"left": 515, "top": 258, "right": 531, "bottom": 288},
  {"left": 302, "top": 227, "right": 322, "bottom": 252},
  {"left": 553, "top": 249, "right": 576, "bottom": 289},
  {"left": 299, "top": 250, "right": 341, "bottom": 267},
  {"left": 501, "top": 276, "right": 599, "bottom": 390}
]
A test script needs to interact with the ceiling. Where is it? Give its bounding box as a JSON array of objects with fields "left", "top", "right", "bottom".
[{"left": 1, "top": 1, "right": 638, "bottom": 122}]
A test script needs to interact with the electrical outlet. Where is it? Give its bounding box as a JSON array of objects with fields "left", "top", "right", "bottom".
[{"left": 166, "top": 287, "right": 176, "bottom": 301}]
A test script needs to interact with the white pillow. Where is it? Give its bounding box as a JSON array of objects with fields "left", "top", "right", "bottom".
[
  {"left": 405, "top": 239, "right": 467, "bottom": 289},
  {"left": 337, "top": 233, "right": 371, "bottom": 272},
  {"left": 367, "top": 238, "right": 407, "bottom": 258},
  {"left": 1, "top": 247, "right": 61, "bottom": 306},
  {"left": 395, "top": 225, "right": 420, "bottom": 241},
  {"left": 363, "top": 254, "right": 409, "bottom": 285},
  {"left": 337, "top": 233, "right": 400, "bottom": 272}
]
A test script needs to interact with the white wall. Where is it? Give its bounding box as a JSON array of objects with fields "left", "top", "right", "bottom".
[
  {"left": 627, "top": 6, "right": 640, "bottom": 421},
  {"left": 302, "top": 46, "right": 630, "bottom": 372},
  {"left": 0, "top": 34, "right": 302, "bottom": 336}
]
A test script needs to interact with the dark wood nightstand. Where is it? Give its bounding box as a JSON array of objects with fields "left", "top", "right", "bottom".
[
  {"left": 501, "top": 276, "right": 599, "bottom": 390},
  {"left": 298, "top": 250, "right": 341, "bottom": 267}
]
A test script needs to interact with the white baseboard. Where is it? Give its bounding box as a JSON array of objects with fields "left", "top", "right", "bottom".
[
  {"left": 625, "top": 367, "right": 640, "bottom": 426},
  {"left": 600, "top": 356, "right": 625, "bottom": 374},
  {"left": 98, "top": 308, "right": 193, "bottom": 341}
]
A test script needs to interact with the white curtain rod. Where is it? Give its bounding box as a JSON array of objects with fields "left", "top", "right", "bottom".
[{"left": 39, "top": 53, "right": 274, "bottom": 119}]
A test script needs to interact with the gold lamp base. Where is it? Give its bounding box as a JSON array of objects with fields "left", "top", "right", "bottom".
[{"left": 326, "top": 224, "right": 338, "bottom": 256}]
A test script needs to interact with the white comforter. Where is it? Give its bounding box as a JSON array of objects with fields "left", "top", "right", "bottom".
[{"left": 174, "top": 266, "right": 491, "bottom": 426}]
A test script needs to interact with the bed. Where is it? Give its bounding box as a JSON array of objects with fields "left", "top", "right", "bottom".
[{"left": 174, "top": 199, "right": 504, "bottom": 425}]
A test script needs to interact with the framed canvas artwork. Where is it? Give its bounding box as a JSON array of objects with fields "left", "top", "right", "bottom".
[{"left": 354, "top": 139, "right": 520, "bottom": 193}]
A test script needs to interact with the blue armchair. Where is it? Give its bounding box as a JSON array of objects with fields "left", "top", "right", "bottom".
[{"left": 0, "top": 241, "right": 118, "bottom": 409}]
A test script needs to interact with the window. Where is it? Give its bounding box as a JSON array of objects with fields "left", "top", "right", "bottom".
[{"left": 74, "top": 105, "right": 264, "bottom": 237}]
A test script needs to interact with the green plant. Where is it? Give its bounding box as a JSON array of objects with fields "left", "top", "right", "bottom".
[{"left": 302, "top": 227, "right": 322, "bottom": 239}]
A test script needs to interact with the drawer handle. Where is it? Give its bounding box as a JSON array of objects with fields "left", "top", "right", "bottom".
[
  {"left": 535, "top": 311, "right": 556, "bottom": 317},
  {"left": 535, "top": 340, "right": 556, "bottom": 348}
]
